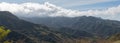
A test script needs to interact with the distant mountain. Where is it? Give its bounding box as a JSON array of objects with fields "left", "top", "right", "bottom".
[
  {"left": 22, "top": 16, "right": 120, "bottom": 38},
  {"left": 0, "top": 11, "right": 97, "bottom": 43}
]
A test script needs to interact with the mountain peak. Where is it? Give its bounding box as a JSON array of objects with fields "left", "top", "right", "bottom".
[
  {"left": 0, "top": 11, "right": 19, "bottom": 21},
  {"left": 0, "top": 11, "right": 14, "bottom": 15}
]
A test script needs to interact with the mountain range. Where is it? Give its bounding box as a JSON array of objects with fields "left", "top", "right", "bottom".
[
  {"left": 0, "top": 11, "right": 120, "bottom": 43},
  {"left": 22, "top": 16, "right": 120, "bottom": 38}
]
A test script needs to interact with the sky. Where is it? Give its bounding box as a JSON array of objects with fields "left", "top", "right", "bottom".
[
  {"left": 0, "top": 0, "right": 120, "bottom": 21},
  {"left": 0, "top": 0, "right": 120, "bottom": 10}
]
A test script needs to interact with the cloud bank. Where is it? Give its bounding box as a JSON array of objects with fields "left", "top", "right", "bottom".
[{"left": 0, "top": 2, "right": 120, "bottom": 20}]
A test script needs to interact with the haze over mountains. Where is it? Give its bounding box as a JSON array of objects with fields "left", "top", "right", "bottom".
[
  {"left": 0, "top": 2, "right": 120, "bottom": 20},
  {"left": 0, "top": 1, "right": 120, "bottom": 43},
  {"left": 0, "top": 11, "right": 120, "bottom": 43},
  {"left": 0, "top": 11, "right": 96, "bottom": 43},
  {"left": 23, "top": 15, "right": 120, "bottom": 38}
]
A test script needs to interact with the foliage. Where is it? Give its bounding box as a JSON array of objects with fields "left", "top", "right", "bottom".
[{"left": 0, "top": 26, "right": 11, "bottom": 41}]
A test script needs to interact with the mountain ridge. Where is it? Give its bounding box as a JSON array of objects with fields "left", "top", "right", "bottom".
[
  {"left": 0, "top": 11, "right": 97, "bottom": 43},
  {"left": 22, "top": 16, "right": 120, "bottom": 38}
]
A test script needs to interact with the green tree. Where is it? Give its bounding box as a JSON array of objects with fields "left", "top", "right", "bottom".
[{"left": 0, "top": 26, "right": 11, "bottom": 41}]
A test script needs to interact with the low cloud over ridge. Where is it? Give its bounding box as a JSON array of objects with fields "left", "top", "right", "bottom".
[{"left": 0, "top": 2, "right": 120, "bottom": 20}]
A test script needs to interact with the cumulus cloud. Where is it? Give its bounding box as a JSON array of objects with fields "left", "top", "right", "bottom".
[{"left": 0, "top": 2, "right": 120, "bottom": 20}]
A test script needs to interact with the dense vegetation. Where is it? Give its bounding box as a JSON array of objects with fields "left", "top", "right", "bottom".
[{"left": 0, "top": 26, "right": 11, "bottom": 43}]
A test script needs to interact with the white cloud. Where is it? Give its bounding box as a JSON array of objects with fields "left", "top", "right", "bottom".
[{"left": 0, "top": 2, "right": 120, "bottom": 20}]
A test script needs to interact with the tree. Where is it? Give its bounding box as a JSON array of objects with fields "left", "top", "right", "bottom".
[{"left": 0, "top": 26, "right": 11, "bottom": 41}]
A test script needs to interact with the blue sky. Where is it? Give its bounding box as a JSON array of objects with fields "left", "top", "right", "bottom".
[{"left": 0, "top": 0, "right": 120, "bottom": 10}]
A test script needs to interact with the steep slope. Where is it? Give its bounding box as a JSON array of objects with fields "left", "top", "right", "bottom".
[
  {"left": 0, "top": 26, "right": 34, "bottom": 43},
  {"left": 0, "top": 11, "right": 97, "bottom": 43},
  {"left": 71, "top": 16, "right": 120, "bottom": 38},
  {"left": 23, "top": 16, "right": 120, "bottom": 38},
  {"left": 0, "top": 11, "right": 48, "bottom": 39}
]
